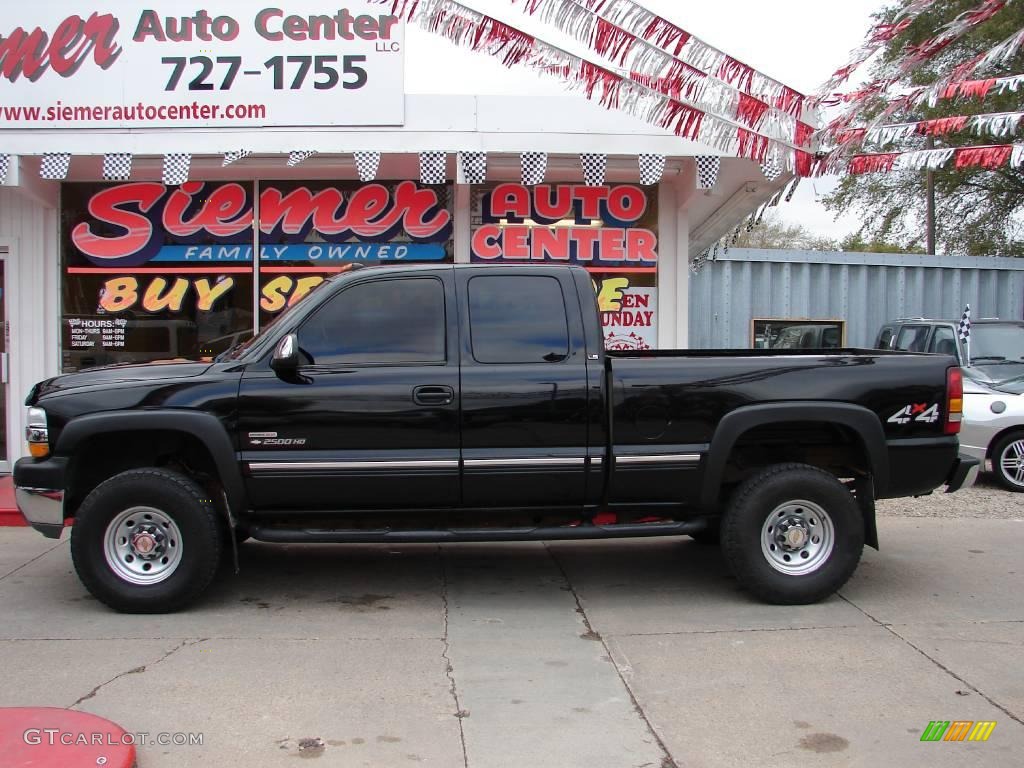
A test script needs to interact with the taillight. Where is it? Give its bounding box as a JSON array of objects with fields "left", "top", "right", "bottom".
[{"left": 945, "top": 367, "right": 963, "bottom": 435}]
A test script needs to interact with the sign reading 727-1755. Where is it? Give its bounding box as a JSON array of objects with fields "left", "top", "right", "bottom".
[{"left": 0, "top": 1, "right": 404, "bottom": 129}]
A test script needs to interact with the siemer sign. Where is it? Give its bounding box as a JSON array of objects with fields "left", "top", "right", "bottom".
[{"left": 0, "top": 1, "right": 404, "bottom": 129}]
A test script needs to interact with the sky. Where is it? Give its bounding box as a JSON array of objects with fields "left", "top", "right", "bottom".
[{"left": 400, "top": 0, "right": 889, "bottom": 241}]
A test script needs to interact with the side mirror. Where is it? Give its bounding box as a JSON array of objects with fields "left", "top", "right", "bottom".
[{"left": 271, "top": 333, "right": 300, "bottom": 375}]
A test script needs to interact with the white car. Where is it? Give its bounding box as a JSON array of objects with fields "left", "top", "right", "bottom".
[{"left": 961, "top": 375, "right": 1024, "bottom": 492}]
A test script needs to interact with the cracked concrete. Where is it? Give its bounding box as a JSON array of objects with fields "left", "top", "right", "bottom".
[{"left": 0, "top": 514, "right": 1022, "bottom": 767}]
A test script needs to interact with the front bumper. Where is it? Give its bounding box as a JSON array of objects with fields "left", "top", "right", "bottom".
[
  {"left": 13, "top": 457, "right": 68, "bottom": 539},
  {"left": 946, "top": 454, "right": 981, "bottom": 493}
]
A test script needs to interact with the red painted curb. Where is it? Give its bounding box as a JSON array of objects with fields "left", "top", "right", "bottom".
[
  {"left": 1, "top": 707, "right": 136, "bottom": 768},
  {"left": 0, "top": 510, "right": 28, "bottom": 526},
  {"left": 0, "top": 476, "right": 25, "bottom": 525}
]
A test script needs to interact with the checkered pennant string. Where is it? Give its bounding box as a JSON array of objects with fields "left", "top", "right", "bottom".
[
  {"left": 40, "top": 153, "right": 72, "bottom": 180},
  {"left": 638, "top": 154, "right": 666, "bottom": 186},
  {"left": 521, "top": 152, "right": 548, "bottom": 186},
  {"left": 784, "top": 177, "right": 801, "bottom": 203},
  {"left": 419, "top": 151, "right": 447, "bottom": 185},
  {"left": 287, "top": 150, "right": 317, "bottom": 168},
  {"left": 695, "top": 156, "right": 720, "bottom": 190},
  {"left": 580, "top": 153, "right": 607, "bottom": 187},
  {"left": 457, "top": 152, "right": 487, "bottom": 185},
  {"left": 222, "top": 150, "right": 252, "bottom": 167},
  {"left": 760, "top": 154, "right": 783, "bottom": 182},
  {"left": 354, "top": 151, "right": 381, "bottom": 182},
  {"left": 0, "top": 154, "right": 9, "bottom": 185},
  {"left": 102, "top": 153, "right": 133, "bottom": 181},
  {"left": 162, "top": 153, "right": 192, "bottom": 185}
]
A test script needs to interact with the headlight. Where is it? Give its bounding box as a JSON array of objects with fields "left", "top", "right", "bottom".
[{"left": 26, "top": 407, "right": 49, "bottom": 458}]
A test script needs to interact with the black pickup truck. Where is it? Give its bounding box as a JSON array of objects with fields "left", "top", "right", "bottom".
[{"left": 15, "top": 265, "right": 978, "bottom": 613}]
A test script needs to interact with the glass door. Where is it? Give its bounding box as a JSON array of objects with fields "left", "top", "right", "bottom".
[{"left": 0, "top": 255, "right": 8, "bottom": 473}]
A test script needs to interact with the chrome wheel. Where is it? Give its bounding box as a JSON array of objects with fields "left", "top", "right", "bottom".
[
  {"left": 103, "top": 506, "right": 183, "bottom": 586},
  {"left": 998, "top": 439, "right": 1024, "bottom": 488},
  {"left": 760, "top": 500, "right": 834, "bottom": 576}
]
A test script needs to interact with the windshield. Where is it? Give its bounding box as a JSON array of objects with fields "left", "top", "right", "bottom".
[
  {"left": 216, "top": 277, "right": 333, "bottom": 362},
  {"left": 971, "top": 324, "right": 1024, "bottom": 362}
]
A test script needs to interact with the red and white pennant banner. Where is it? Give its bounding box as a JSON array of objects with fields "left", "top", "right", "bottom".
[
  {"left": 845, "top": 143, "right": 1024, "bottom": 175},
  {"left": 508, "top": 0, "right": 813, "bottom": 147},
  {"left": 834, "top": 110, "right": 1024, "bottom": 146},
  {"left": 373, "top": 0, "right": 813, "bottom": 172},
  {"left": 515, "top": 0, "right": 806, "bottom": 116}
]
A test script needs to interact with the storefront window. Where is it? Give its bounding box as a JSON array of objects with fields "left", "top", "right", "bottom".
[
  {"left": 470, "top": 183, "right": 659, "bottom": 350},
  {"left": 60, "top": 180, "right": 453, "bottom": 371}
]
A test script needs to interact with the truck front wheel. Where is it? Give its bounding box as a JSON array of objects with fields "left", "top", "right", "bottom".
[
  {"left": 721, "top": 464, "right": 864, "bottom": 605},
  {"left": 70, "top": 468, "right": 223, "bottom": 613}
]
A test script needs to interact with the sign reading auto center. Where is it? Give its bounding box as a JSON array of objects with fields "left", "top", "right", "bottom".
[{"left": 0, "top": 1, "right": 404, "bottom": 128}]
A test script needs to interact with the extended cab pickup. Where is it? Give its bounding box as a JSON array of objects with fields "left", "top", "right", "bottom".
[{"left": 15, "top": 265, "right": 979, "bottom": 612}]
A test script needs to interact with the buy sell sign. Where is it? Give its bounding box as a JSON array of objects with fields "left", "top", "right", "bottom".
[{"left": 0, "top": 1, "right": 405, "bottom": 129}]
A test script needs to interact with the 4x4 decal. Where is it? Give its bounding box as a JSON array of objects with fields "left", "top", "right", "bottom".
[{"left": 888, "top": 403, "right": 940, "bottom": 425}]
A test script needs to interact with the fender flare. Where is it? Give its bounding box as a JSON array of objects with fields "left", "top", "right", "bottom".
[
  {"left": 56, "top": 410, "right": 247, "bottom": 515},
  {"left": 700, "top": 402, "right": 889, "bottom": 508}
]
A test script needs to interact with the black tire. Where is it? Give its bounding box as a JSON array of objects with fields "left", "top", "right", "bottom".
[
  {"left": 991, "top": 432, "right": 1024, "bottom": 493},
  {"left": 70, "top": 468, "right": 223, "bottom": 613},
  {"left": 721, "top": 463, "right": 864, "bottom": 605}
]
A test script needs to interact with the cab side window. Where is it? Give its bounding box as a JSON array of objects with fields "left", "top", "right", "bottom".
[
  {"left": 877, "top": 328, "right": 894, "bottom": 349},
  {"left": 298, "top": 278, "right": 446, "bottom": 366},
  {"left": 929, "top": 326, "right": 958, "bottom": 356},
  {"left": 895, "top": 325, "right": 929, "bottom": 353},
  {"left": 468, "top": 275, "right": 570, "bottom": 364}
]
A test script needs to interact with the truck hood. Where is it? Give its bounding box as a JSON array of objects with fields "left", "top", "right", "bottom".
[{"left": 28, "top": 360, "right": 214, "bottom": 403}]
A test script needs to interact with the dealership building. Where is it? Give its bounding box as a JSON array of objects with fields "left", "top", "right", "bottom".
[{"left": 0, "top": 3, "right": 803, "bottom": 470}]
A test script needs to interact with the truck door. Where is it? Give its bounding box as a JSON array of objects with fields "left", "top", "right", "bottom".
[
  {"left": 457, "top": 270, "right": 590, "bottom": 509},
  {"left": 237, "top": 271, "right": 461, "bottom": 511}
]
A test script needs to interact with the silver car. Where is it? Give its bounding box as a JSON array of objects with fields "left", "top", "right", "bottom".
[{"left": 961, "top": 375, "right": 1024, "bottom": 492}]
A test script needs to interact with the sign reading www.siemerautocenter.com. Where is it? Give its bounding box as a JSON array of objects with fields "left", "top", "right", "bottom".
[{"left": 0, "top": 2, "right": 404, "bottom": 129}]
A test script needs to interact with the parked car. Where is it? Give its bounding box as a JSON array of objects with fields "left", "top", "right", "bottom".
[
  {"left": 961, "top": 375, "right": 1024, "bottom": 492},
  {"left": 16, "top": 265, "right": 977, "bottom": 613},
  {"left": 875, "top": 318, "right": 1024, "bottom": 385}
]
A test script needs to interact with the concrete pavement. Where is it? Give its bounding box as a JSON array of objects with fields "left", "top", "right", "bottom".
[{"left": 0, "top": 516, "right": 1021, "bottom": 767}]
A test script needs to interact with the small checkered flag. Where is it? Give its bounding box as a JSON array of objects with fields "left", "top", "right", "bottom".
[
  {"left": 354, "top": 152, "right": 381, "bottom": 182},
  {"left": 580, "top": 153, "right": 607, "bottom": 187},
  {"left": 521, "top": 152, "right": 548, "bottom": 186},
  {"left": 638, "top": 154, "right": 666, "bottom": 186},
  {"left": 223, "top": 150, "right": 252, "bottom": 167},
  {"left": 760, "top": 154, "right": 783, "bottom": 182},
  {"left": 696, "top": 156, "right": 720, "bottom": 190},
  {"left": 959, "top": 305, "right": 972, "bottom": 363},
  {"left": 457, "top": 152, "right": 487, "bottom": 185},
  {"left": 419, "top": 151, "right": 447, "bottom": 185},
  {"left": 287, "top": 150, "right": 317, "bottom": 168},
  {"left": 103, "top": 153, "right": 133, "bottom": 181},
  {"left": 162, "top": 153, "right": 191, "bottom": 185},
  {"left": 40, "top": 153, "right": 72, "bottom": 180},
  {"left": 0, "top": 154, "right": 9, "bottom": 185}
]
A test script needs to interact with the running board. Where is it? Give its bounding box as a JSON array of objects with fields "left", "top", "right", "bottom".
[{"left": 250, "top": 520, "right": 710, "bottom": 544}]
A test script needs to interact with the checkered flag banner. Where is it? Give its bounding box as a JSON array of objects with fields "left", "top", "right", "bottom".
[
  {"left": 784, "top": 177, "right": 801, "bottom": 203},
  {"left": 521, "top": 152, "right": 548, "bottom": 186},
  {"left": 457, "top": 152, "right": 487, "bottom": 185},
  {"left": 162, "top": 153, "right": 192, "bottom": 185},
  {"left": 0, "top": 154, "right": 9, "bottom": 185},
  {"left": 102, "top": 153, "right": 133, "bottom": 181},
  {"left": 287, "top": 150, "right": 317, "bottom": 168},
  {"left": 40, "top": 153, "right": 72, "bottom": 181},
  {"left": 354, "top": 151, "right": 381, "bottom": 182},
  {"left": 760, "top": 154, "right": 783, "bottom": 182},
  {"left": 958, "top": 305, "right": 972, "bottom": 342},
  {"left": 638, "top": 154, "right": 666, "bottom": 186},
  {"left": 419, "top": 151, "right": 447, "bottom": 185},
  {"left": 696, "top": 156, "right": 720, "bottom": 190},
  {"left": 580, "top": 153, "right": 607, "bottom": 187},
  {"left": 222, "top": 150, "right": 252, "bottom": 167}
]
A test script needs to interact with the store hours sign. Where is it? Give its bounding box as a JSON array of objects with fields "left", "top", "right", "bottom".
[{"left": 0, "top": 2, "right": 404, "bottom": 129}]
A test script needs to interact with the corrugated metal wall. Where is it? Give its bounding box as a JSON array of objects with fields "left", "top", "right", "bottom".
[{"left": 690, "top": 249, "right": 1024, "bottom": 349}]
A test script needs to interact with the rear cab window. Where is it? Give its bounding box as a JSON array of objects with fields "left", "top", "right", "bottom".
[{"left": 468, "top": 275, "right": 570, "bottom": 364}]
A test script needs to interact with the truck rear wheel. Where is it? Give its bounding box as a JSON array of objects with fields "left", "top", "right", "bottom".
[
  {"left": 721, "top": 464, "right": 864, "bottom": 605},
  {"left": 70, "top": 468, "right": 223, "bottom": 613}
]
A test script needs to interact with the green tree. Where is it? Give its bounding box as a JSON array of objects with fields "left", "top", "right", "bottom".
[
  {"left": 734, "top": 212, "right": 839, "bottom": 250},
  {"left": 824, "top": 1, "right": 1024, "bottom": 257}
]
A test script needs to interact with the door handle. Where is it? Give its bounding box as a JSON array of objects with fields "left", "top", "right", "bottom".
[{"left": 413, "top": 385, "right": 454, "bottom": 406}]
